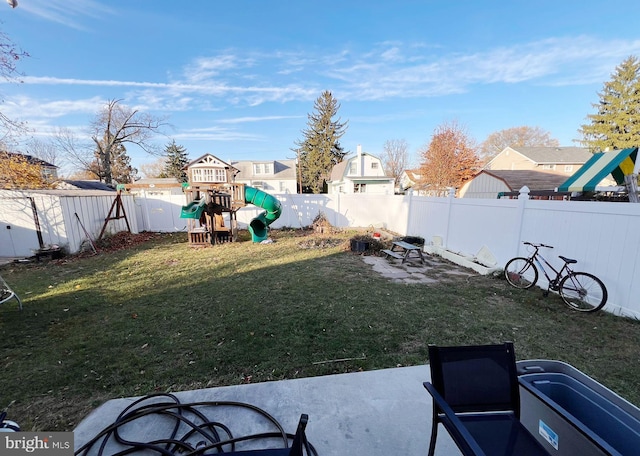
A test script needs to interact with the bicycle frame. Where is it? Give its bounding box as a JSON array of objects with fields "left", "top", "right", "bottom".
[
  {"left": 507, "top": 242, "right": 608, "bottom": 312},
  {"left": 528, "top": 247, "right": 571, "bottom": 291}
]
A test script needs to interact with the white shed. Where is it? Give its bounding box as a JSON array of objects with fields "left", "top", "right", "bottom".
[{"left": 0, "top": 189, "right": 139, "bottom": 258}]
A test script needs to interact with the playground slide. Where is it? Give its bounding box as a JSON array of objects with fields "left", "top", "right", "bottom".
[
  {"left": 244, "top": 186, "right": 282, "bottom": 242},
  {"left": 180, "top": 199, "right": 207, "bottom": 219}
]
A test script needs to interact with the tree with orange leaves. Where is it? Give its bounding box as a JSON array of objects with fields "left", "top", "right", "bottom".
[
  {"left": 0, "top": 152, "right": 52, "bottom": 189},
  {"left": 417, "top": 121, "right": 480, "bottom": 196}
]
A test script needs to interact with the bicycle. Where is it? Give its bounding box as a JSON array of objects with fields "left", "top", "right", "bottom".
[{"left": 504, "top": 242, "right": 608, "bottom": 312}]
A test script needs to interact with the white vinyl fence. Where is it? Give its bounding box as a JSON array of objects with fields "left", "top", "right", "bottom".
[{"left": 1, "top": 190, "right": 138, "bottom": 257}]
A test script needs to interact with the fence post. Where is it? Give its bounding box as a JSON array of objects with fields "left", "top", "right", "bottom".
[
  {"left": 513, "top": 186, "right": 530, "bottom": 256},
  {"left": 405, "top": 189, "right": 414, "bottom": 235},
  {"left": 443, "top": 187, "right": 456, "bottom": 249}
]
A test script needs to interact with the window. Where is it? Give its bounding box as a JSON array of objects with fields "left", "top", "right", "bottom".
[
  {"left": 349, "top": 162, "right": 357, "bottom": 174},
  {"left": 192, "top": 168, "right": 226, "bottom": 183},
  {"left": 354, "top": 183, "right": 367, "bottom": 193},
  {"left": 541, "top": 164, "right": 556, "bottom": 170},
  {"left": 279, "top": 181, "right": 286, "bottom": 192},
  {"left": 254, "top": 163, "right": 273, "bottom": 175},
  {"left": 371, "top": 162, "right": 379, "bottom": 170},
  {"left": 564, "top": 165, "right": 573, "bottom": 172}
]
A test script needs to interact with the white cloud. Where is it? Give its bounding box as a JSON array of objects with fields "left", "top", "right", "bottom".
[
  {"left": 3, "top": 95, "right": 103, "bottom": 119},
  {"left": 218, "top": 115, "right": 304, "bottom": 124},
  {"left": 9, "top": 35, "right": 640, "bottom": 117},
  {"left": 174, "top": 126, "right": 264, "bottom": 142},
  {"left": 18, "top": 0, "right": 115, "bottom": 30}
]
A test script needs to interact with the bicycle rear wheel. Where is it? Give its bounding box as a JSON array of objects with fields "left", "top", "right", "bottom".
[
  {"left": 559, "top": 272, "right": 607, "bottom": 312},
  {"left": 504, "top": 257, "right": 538, "bottom": 289}
]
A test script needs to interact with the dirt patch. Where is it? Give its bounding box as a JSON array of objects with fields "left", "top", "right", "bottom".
[{"left": 76, "top": 231, "right": 164, "bottom": 256}]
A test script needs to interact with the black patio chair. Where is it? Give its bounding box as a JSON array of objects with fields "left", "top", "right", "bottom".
[
  {"left": 223, "top": 413, "right": 310, "bottom": 456},
  {"left": 423, "top": 342, "right": 550, "bottom": 456}
]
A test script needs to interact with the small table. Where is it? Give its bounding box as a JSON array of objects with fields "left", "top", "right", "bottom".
[{"left": 382, "top": 241, "right": 425, "bottom": 264}]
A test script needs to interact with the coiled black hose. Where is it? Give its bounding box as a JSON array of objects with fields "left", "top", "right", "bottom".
[{"left": 75, "top": 393, "right": 317, "bottom": 456}]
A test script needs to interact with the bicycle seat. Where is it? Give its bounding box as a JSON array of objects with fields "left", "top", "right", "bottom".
[{"left": 559, "top": 256, "right": 577, "bottom": 264}]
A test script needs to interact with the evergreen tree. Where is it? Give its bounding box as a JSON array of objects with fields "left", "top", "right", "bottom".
[
  {"left": 163, "top": 140, "right": 189, "bottom": 182},
  {"left": 110, "top": 143, "right": 138, "bottom": 183},
  {"left": 579, "top": 56, "right": 640, "bottom": 152},
  {"left": 89, "top": 140, "right": 137, "bottom": 184},
  {"left": 293, "top": 91, "right": 348, "bottom": 193}
]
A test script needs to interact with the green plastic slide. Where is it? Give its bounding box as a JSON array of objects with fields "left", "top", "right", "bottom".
[
  {"left": 180, "top": 199, "right": 207, "bottom": 219},
  {"left": 244, "top": 186, "right": 282, "bottom": 242}
]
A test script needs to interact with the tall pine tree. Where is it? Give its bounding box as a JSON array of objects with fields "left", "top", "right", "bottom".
[
  {"left": 110, "top": 143, "right": 138, "bottom": 183},
  {"left": 163, "top": 140, "right": 189, "bottom": 183},
  {"left": 293, "top": 91, "right": 348, "bottom": 193},
  {"left": 579, "top": 56, "right": 640, "bottom": 152},
  {"left": 89, "top": 138, "right": 137, "bottom": 184}
]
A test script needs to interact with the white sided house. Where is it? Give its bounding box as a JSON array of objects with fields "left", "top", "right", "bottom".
[
  {"left": 398, "top": 169, "right": 421, "bottom": 194},
  {"left": 327, "top": 145, "right": 394, "bottom": 194},
  {"left": 231, "top": 159, "right": 298, "bottom": 194}
]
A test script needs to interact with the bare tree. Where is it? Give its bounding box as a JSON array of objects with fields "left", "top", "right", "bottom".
[
  {"left": 479, "top": 126, "right": 559, "bottom": 164},
  {"left": 26, "top": 137, "right": 62, "bottom": 167},
  {"left": 54, "top": 127, "right": 95, "bottom": 175},
  {"left": 380, "top": 139, "right": 409, "bottom": 190},
  {"left": 90, "top": 99, "right": 167, "bottom": 185},
  {"left": 0, "top": 28, "right": 29, "bottom": 144},
  {"left": 139, "top": 157, "right": 168, "bottom": 178}
]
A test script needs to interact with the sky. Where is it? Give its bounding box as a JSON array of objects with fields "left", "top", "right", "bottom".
[{"left": 3, "top": 0, "right": 640, "bottom": 177}]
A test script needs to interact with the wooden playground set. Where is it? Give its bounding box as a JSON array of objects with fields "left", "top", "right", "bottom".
[
  {"left": 180, "top": 183, "right": 282, "bottom": 246},
  {"left": 180, "top": 183, "right": 246, "bottom": 246}
]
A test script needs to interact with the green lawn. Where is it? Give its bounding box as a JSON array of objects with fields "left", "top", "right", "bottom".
[{"left": 1, "top": 229, "right": 639, "bottom": 431}]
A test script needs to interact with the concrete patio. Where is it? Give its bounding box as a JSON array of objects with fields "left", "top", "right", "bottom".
[{"left": 74, "top": 365, "right": 458, "bottom": 455}]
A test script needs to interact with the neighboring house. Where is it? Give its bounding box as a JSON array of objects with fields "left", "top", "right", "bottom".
[
  {"left": 183, "top": 154, "right": 239, "bottom": 184},
  {"left": 398, "top": 169, "right": 422, "bottom": 194},
  {"left": 2, "top": 151, "right": 58, "bottom": 181},
  {"left": 458, "top": 169, "right": 572, "bottom": 199},
  {"left": 231, "top": 159, "right": 298, "bottom": 194},
  {"left": 327, "top": 145, "right": 395, "bottom": 194},
  {"left": 485, "top": 146, "right": 592, "bottom": 175}
]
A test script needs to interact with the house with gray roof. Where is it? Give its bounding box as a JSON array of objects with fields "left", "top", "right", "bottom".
[{"left": 231, "top": 159, "right": 297, "bottom": 194}]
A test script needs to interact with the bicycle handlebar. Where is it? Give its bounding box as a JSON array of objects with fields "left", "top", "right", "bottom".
[{"left": 523, "top": 241, "right": 554, "bottom": 249}]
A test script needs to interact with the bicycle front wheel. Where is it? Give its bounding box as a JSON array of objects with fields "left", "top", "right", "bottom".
[
  {"left": 559, "top": 272, "right": 608, "bottom": 312},
  {"left": 504, "top": 258, "right": 538, "bottom": 289}
]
